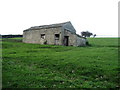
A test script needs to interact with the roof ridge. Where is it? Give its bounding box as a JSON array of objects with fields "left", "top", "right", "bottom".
[{"left": 30, "top": 21, "right": 71, "bottom": 28}]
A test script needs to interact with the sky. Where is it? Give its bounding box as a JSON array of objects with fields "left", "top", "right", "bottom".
[{"left": 0, "top": 0, "right": 119, "bottom": 37}]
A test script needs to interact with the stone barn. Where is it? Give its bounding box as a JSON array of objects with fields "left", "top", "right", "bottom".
[{"left": 23, "top": 21, "right": 88, "bottom": 46}]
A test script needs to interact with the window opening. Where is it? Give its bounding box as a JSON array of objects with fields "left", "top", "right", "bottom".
[
  {"left": 41, "top": 34, "right": 45, "bottom": 39},
  {"left": 55, "top": 34, "right": 59, "bottom": 40}
]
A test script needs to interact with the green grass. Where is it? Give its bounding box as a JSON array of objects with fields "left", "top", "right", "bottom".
[{"left": 2, "top": 37, "right": 119, "bottom": 88}]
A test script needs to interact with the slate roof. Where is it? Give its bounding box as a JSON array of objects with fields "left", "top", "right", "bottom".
[
  {"left": 30, "top": 22, "right": 66, "bottom": 29},
  {"left": 24, "top": 21, "right": 76, "bottom": 33}
]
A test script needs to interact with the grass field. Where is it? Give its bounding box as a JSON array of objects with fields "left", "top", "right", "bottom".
[{"left": 2, "top": 37, "right": 119, "bottom": 88}]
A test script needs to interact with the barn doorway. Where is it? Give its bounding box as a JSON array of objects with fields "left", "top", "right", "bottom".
[
  {"left": 64, "top": 36, "right": 69, "bottom": 46},
  {"left": 54, "top": 34, "right": 59, "bottom": 45}
]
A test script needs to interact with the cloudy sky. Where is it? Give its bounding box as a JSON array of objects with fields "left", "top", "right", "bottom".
[{"left": 0, "top": 0, "right": 119, "bottom": 37}]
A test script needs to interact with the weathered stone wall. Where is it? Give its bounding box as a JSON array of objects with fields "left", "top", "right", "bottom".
[
  {"left": 64, "top": 30, "right": 77, "bottom": 46},
  {"left": 76, "top": 36, "right": 87, "bottom": 46},
  {"left": 23, "top": 27, "right": 62, "bottom": 45},
  {"left": 23, "top": 30, "right": 38, "bottom": 43},
  {"left": 63, "top": 29, "right": 87, "bottom": 46}
]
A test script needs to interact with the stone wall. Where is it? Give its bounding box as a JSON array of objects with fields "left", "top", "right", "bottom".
[
  {"left": 64, "top": 30, "right": 77, "bottom": 46},
  {"left": 23, "top": 27, "right": 62, "bottom": 45},
  {"left": 76, "top": 36, "right": 87, "bottom": 46}
]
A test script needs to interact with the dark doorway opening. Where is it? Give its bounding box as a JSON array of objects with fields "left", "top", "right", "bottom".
[
  {"left": 54, "top": 34, "right": 60, "bottom": 45},
  {"left": 64, "top": 36, "right": 69, "bottom": 46}
]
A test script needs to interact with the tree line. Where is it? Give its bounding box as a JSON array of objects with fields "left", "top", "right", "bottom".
[{"left": 1, "top": 35, "right": 23, "bottom": 38}]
